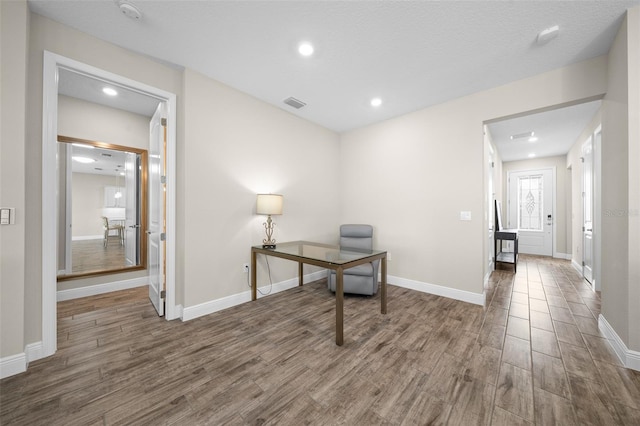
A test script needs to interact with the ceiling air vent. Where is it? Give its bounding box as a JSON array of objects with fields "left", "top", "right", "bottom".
[{"left": 283, "top": 97, "right": 306, "bottom": 109}]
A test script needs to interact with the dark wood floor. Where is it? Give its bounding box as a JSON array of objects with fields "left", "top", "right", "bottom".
[{"left": 3, "top": 256, "right": 640, "bottom": 425}]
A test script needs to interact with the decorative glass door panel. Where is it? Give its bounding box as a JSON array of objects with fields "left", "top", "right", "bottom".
[{"left": 518, "top": 174, "right": 544, "bottom": 231}]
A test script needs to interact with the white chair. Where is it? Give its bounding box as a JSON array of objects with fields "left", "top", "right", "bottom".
[{"left": 102, "top": 216, "right": 124, "bottom": 247}]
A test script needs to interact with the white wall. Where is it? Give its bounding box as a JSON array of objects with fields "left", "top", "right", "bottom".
[
  {"left": 502, "top": 155, "right": 569, "bottom": 257},
  {"left": 340, "top": 56, "right": 607, "bottom": 299},
  {"left": 180, "top": 69, "right": 341, "bottom": 308}
]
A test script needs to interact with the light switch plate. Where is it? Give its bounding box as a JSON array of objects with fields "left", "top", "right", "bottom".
[
  {"left": 0, "top": 208, "right": 15, "bottom": 225},
  {"left": 460, "top": 211, "right": 471, "bottom": 221}
]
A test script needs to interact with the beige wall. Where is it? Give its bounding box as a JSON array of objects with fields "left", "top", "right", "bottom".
[
  {"left": 181, "top": 69, "right": 341, "bottom": 307},
  {"left": 566, "top": 108, "right": 602, "bottom": 270},
  {"left": 628, "top": 7, "right": 640, "bottom": 353},
  {"left": 58, "top": 95, "right": 150, "bottom": 149},
  {"left": 0, "top": 0, "right": 29, "bottom": 359},
  {"left": 502, "top": 155, "right": 570, "bottom": 256},
  {"left": 601, "top": 7, "right": 640, "bottom": 353},
  {"left": 340, "top": 56, "right": 607, "bottom": 296},
  {"left": 602, "top": 13, "right": 630, "bottom": 347}
]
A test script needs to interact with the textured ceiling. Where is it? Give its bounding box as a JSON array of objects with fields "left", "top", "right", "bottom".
[
  {"left": 59, "top": 68, "right": 160, "bottom": 117},
  {"left": 488, "top": 100, "right": 602, "bottom": 162},
  {"left": 28, "top": 0, "right": 637, "bottom": 134}
]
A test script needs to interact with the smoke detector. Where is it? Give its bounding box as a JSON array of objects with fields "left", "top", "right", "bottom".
[
  {"left": 537, "top": 25, "right": 559, "bottom": 45},
  {"left": 117, "top": 1, "right": 142, "bottom": 21}
]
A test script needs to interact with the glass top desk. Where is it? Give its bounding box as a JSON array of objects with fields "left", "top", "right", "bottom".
[{"left": 251, "top": 241, "right": 388, "bottom": 346}]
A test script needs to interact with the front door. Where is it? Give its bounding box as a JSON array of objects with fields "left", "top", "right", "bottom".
[
  {"left": 583, "top": 134, "right": 595, "bottom": 285},
  {"left": 148, "top": 103, "right": 165, "bottom": 316},
  {"left": 508, "top": 168, "right": 554, "bottom": 256}
]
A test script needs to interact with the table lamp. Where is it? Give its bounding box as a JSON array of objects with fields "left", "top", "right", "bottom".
[{"left": 256, "top": 194, "right": 283, "bottom": 249}]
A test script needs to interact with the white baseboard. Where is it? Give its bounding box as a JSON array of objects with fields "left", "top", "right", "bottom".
[
  {"left": 554, "top": 252, "right": 571, "bottom": 260},
  {"left": 571, "top": 259, "right": 582, "bottom": 275},
  {"left": 0, "top": 352, "right": 27, "bottom": 379},
  {"left": 57, "top": 277, "right": 148, "bottom": 301},
  {"left": 181, "top": 270, "right": 327, "bottom": 321},
  {"left": 72, "top": 235, "right": 103, "bottom": 241},
  {"left": 598, "top": 314, "right": 640, "bottom": 372},
  {"left": 388, "top": 275, "right": 485, "bottom": 306},
  {"left": 25, "top": 341, "right": 44, "bottom": 364}
]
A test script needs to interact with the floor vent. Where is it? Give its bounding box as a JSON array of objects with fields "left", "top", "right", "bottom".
[{"left": 283, "top": 97, "right": 306, "bottom": 109}]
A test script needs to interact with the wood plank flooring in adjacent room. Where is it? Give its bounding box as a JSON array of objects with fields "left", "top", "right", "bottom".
[{"left": 2, "top": 256, "right": 640, "bottom": 425}]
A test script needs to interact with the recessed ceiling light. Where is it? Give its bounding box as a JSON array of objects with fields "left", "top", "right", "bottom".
[
  {"left": 102, "top": 87, "right": 118, "bottom": 96},
  {"left": 528, "top": 153, "right": 536, "bottom": 158},
  {"left": 528, "top": 136, "right": 538, "bottom": 142},
  {"left": 298, "top": 42, "right": 314, "bottom": 57},
  {"left": 370, "top": 98, "right": 382, "bottom": 107},
  {"left": 72, "top": 156, "right": 95, "bottom": 164},
  {"left": 120, "top": 172, "right": 125, "bottom": 176}
]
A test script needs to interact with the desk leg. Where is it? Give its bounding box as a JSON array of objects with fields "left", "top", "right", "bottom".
[
  {"left": 381, "top": 256, "right": 387, "bottom": 314},
  {"left": 251, "top": 250, "right": 257, "bottom": 301},
  {"left": 336, "top": 266, "right": 344, "bottom": 346},
  {"left": 298, "top": 262, "right": 303, "bottom": 286}
]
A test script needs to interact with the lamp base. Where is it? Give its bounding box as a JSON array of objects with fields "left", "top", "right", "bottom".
[{"left": 262, "top": 244, "right": 276, "bottom": 249}]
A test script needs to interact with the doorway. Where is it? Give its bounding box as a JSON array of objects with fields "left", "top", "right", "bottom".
[
  {"left": 41, "top": 51, "right": 178, "bottom": 358},
  {"left": 507, "top": 168, "right": 555, "bottom": 256}
]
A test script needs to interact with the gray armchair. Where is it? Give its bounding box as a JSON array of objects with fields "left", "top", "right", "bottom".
[{"left": 327, "top": 224, "right": 380, "bottom": 296}]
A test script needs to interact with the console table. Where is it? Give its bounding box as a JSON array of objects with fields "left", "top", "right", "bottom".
[
  {"left": 495, "top": 229, "right": 519, "bottom": 272},
  {"left": 494, "top": 200, "right": 518, "bottom": 272},
  {"left": 251, "top": 241, "right": 387, "bottom": 346}
]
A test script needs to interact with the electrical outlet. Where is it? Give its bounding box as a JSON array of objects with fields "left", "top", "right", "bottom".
[
  {"left": 387, "top": 252, "right": 392, "bottom": 261},
  {"left": 243, "top": 263, "right": 250, "bottom": 273}
]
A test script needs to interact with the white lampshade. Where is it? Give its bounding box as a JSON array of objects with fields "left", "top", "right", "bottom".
[{"left": 256, "top": 194, "right": 283, "bottom": 215}]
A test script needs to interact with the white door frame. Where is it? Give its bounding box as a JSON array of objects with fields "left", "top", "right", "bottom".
[
  {"left": 41, "top": 51, "right": 178, "bottom": 359},
  {"left": 507, "top": 167, "right": 557, "bottom": 257},
  {"left": 592, "top": 125, "right": 602, "bottom": 291}
]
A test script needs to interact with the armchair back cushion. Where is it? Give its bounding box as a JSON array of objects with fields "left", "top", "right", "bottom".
[{"left": 328, "top": 224, "right": 379, "bottom": 296}]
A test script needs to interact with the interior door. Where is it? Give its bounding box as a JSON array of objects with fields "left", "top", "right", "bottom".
[
  {"left": 124, "top": 152, "right": 138, "bottom": 266},
  {"left": 583, "top": 136, "right": 594, "bottom": 284},
  {"left": 148, "top": 103, "right": 165, "bottom": 316},
  {"left": 508, "top": 168, "right": 553, "bottom": 256},
  {"left": 63, "top": 144, "right": 72, "bottom": 274}
]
